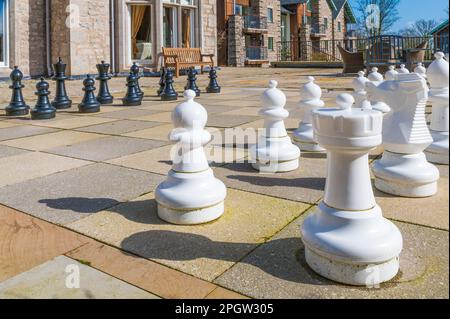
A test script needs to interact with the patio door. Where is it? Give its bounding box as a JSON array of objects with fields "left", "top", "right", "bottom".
[
  {"left": 129, "top": 4, "right": 153, "bottom": 63},
  {"left": 0, "top": 0, "right": 8, "bottom": 66}
]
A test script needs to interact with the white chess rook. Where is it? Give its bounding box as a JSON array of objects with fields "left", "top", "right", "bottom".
[
  {"left": 301, "top": 93, "right": 403, "bottom": 286},
  {"left": 352, "top": 71, "right": 369, "bottom": 109},
  {"left": 425, "top": 52, "right": 449, "bottom": 165},
  {"left": 367, "top": 67, "right": 391, "bottom": 114},
  {"left": 293, "top": 76, "right": 325, "bottom": 152},
  {"left": 250, "top": 80, "right": 300, "bottom": 172},
  {"left": 155, "top": 90, "right": 227, "bottom": 225},
  {"left": 368, "top": 73, "right": 440, "bottom": 197}
]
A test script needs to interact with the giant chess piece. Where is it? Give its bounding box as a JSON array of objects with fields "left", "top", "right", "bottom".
[
  {"left": 398, "top": 64, "right": 410, "bottom": 74},
  {"left": 5, "top": 66, "right": 30, "bottom": 116},
  {"left": 352, "top": 71, "right": 369, "bottom": 108},
  {"left": 385, "top": 65, "right": 398, "bottom": 81},
  {"left": 293, "top": 76, "right": 325, "bottom": 152},
  {"left": 78, "top": 75, "right": 101, "bottom": 113},
  {"left": 96, "top": 61, "right": 114, "bottom": 104},
  {"left": 157, "top": 67, "right": 166, "bottom": 97},
  {"left": 250, "top": 80, "right": 301, "bottom": 172},
  {"left": 131, "top": 62, "right": 144, "bottom": 98},
  {"left": 206, "top": 68, "right": 221, "bottom": 94},
  {"left": 185, "top": 67, "right": 201, "bottom": 97},
  {"left": 122, "top": 72, "right": 142, "bottom": 106},
  {"left": 368, "top": 73, "right": 440, "bottom": 197},
  {"left": 51, "top": 57, "right": 72, "bottom": 109},
  {"left": 301, "top": 93, "right": 403, "bottom": 286},
  {"left": 161, "top": 69, "right": 178, "bottom": 101},
  {"left": 367, "top": 67, "right": 391, "bottom": 114},
  {"left": 425, "top": 52, "right": 449, "bottom": 165},
  {"left": 414, "top": 62, "right": 427, "bottom": 79},
  {"left": 155, "top": 90, "right": 227, "bottom": 225},
  {"left": 31, "top": 78, "right": 56, "bottom": 120}
]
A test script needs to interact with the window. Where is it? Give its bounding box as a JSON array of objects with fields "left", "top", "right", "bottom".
[
  {"left": 163, "top": 6, "right": 177, "bottom": 48},
  {"left": 181, "top": 8, "right": 194, "bottom": 48},
  {"left": 268, "top": 37, "right": 274, "bottom": 51},
  {"left": 338, "top": 22, "right": 342, "bottom": 32},
  {"left": 267, "top": 8, "right": 273, "bottom": 23},
  {"left": 130, "top": 5, "right": 152, "bottom": 61},
  {"left": 324, "top": 17, "right": 328, "bottom": 29},
  {"left": 235, "top": 4, "right": 243, "bottom": 15},
  {"left": 0, "top": 0, "right": 7, "bottom": 66}
]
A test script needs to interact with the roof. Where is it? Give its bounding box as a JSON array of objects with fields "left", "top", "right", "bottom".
[
  {"left": 280, "top": 0, "right": 357, "bottom": 24},
  {"left": 281, "top": 6, "right": 295, "bottom": 15},
  {"left": 280, "top": 0, "right": 309, "bottom": 5},
  {"left": 430, "top": 19, "right": 449, "bottom": 35}
]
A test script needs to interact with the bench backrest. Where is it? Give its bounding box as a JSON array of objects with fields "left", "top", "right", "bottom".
[{"left": 162, "top": 48, "right": 202, "bottom": 64}]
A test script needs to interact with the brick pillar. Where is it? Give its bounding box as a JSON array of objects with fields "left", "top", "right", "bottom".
[
  {"left": 299, "top": 24, "right": 311, "bottom": 61},
  {"left": 227, "top": 15, "right": 245, "bottom": 67}
]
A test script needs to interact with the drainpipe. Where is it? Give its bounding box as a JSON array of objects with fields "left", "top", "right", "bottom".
[
  {"left": 45, "top": 0, "right": 52, "bottom": 77},
  {"left": 110, "top": 0, "right": 116, "bottom": 75}
]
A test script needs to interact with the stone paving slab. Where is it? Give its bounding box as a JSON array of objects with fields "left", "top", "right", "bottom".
[
  {"left": 0, "top": 122, "right": 19, "bottom": 129},
  {"left": 24, "top": 116, "right": 119, "bottom": 130},
  {"left": 94, "top": 108, "right": 161, "bottom": 120},
  {"left": 75, "top": 120, "right": 162, "bottom": 135},
  {"left": 0, "top": 145, "right": 29, "bottom": 159},
  {"left": 67, "top": 189, "right": 311, "bottom": 282},
  {"left": 0, "top": 256, "right": 158, "bottom": 299},
  {"left": 207, "top": 114, "right": 260, "bottom": 128},
  {"left": 0, "top": 125, "right": 59, "bottom": 142},
  {"left": 131, "top": 111, "right": 173, "bottom": 123},
  {"left": 214, "top": 211, "right": 449, "bottom": 299},
  {"left": 0, "top": 163, "right": 165, "bottom": 225}
]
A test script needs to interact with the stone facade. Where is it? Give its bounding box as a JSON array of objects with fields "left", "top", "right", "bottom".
[{"left": 227, "top": 15, "right": 245, "bottom": 66}]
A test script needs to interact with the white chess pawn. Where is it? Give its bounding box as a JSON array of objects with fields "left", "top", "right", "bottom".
[
  {"left": 367, "top": 67, "right": 391, "bottom": 114},
  {"left": 292, "top": 76, "right": 325, "bottom": 152},
  {"left": 301, "top": 93, "right": 403, "bottom": 286},
  {"left": 425, "top": 52, "right": 449, "bottom": 165},
  {"left": 250, "top": 80, "right": 300, "bottom": 172},
  {"left": 398, "top": 64, "right": 410, "bottom": 74},
  {"left": 385, "top": 65, "right": 399, "bottom": 80},
  {"left": 414, "top": 62, "right": 427, "bottom": 79},
  {"left": 352, "top": 71, "right": 369, "bottom": 108},
  {"left": 155, "top": 90, "right": 227, "bottom": 225},
  {"left": 367, "top": 73, "right": 440, "bottom": 197}
]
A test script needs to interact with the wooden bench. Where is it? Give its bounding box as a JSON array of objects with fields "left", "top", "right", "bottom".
[{"left": 162, "top": 47, "right": 214, "bottom": 78}]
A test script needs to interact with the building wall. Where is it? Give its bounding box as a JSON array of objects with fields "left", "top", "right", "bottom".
[
  {"left": 264, "top": 0, "right": 281, "bottom": 62},
  {"left": 311, "top": 0, "right": 333, "bottom": 40},
  {"left": 201, "top": 0, "right": 217, "bottom": 57}
]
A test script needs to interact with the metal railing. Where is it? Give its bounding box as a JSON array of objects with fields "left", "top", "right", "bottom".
[
  {"left": 310, "top": 24, "right": 327, "bottom": 36},
  {"left": 246, "top": 46, "right": 268, "bottom": 60},
  {"left": 243, "top": 15, "right": 268, "bottom": 30}
]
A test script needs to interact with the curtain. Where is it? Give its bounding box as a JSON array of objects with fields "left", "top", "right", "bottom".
[
  {"left": 182, "top": 10, "right": 191, "bottom": 48},
  {"left": 131, "top": 6, "right": 146, "bottom": 57}
]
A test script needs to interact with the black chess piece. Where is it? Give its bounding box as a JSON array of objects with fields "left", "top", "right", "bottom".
[
  {"left": 130, "top": 62, "right": 144, "bottom": 98},
  {"left": 31, "top": 78, "right": 56, "bottom": 120},
  {"left": 78, "top": 75, "right": 101, "bottom": 113},
  {"left": 5, "top": 66, "right": 30, "bottom": 116},
  {"left": 206, "top": 68, "right": 221, "bottom": 94},
  {"left": 96, "top": 61, "right": 114, "bottom": 104},
  {"left": 184, "top": 67, "right": 200, "bottom": 97},
  {"left": 161, "top": 69, "right": 178, "bottom": 101},
  {"left": 122, "top": 72, "right": 142, "bottom": 106},
  {"left": 51, "top": 57, "right": 72, "bottom": 109},
  {"left": 157, "top": 67, "right": 166, "bottom": 97}
]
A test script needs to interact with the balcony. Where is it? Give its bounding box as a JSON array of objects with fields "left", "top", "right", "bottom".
[
  {"left": 243, "top": 16, "right": 268, "bottom": 34},
  {"left": 310, "top": 24, "right": 327, "bottom": 37},
  {"left": 245, "top": 46, "right": 269, "bottom": 64}
]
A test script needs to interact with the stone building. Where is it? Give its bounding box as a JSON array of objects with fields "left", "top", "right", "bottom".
[{"left": 0, "top": 0, "right": 217, "bottom": 78}]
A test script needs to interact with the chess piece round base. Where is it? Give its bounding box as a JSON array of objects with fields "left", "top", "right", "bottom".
[
  {"left": 293, "top": 124, "right": 325, "bottom": 152},
  {"left": 31, "top": 109, "right": 56, "bottom": 120},
  {"left": 301, "top": 202, "right": 402, "bottom": 286},
  {"left": 155, "top": 169, "right": 226, "bottom": 225},
  {"left": 5, "top": 106, "right": 29, "bottom": 117},
  {"left": 425, "top": 130, "right": 449, "bottom": 165},
  {"left": 122, "top": 98, "right": 141, "bottom": 106},
  {"left": 372, "top": 151, "right": 440, "bottom": 197},
  {"left": 97, "top": 96, "right": 114, "bottom": 105},
  {"left": 78, "top": 104, "right": 100, "bottom": 113},
  {"left": 161, "top": 94, "right": 178, "bottom": 101},
  {"left": 251, "top": 158, "right": 299, "bottom": 173},
  {"left": 52, "top": 100, "right": 72, "bottom": 110},
  {"left": 206, "top": 87, "right": 221, "bottom": 94}
]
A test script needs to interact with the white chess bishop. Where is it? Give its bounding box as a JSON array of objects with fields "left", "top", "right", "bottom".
[
  {"left": 250, "top": 80, "right": 300, "bottom": 172},
  {"left": 385, "top": 65, "right": 398, "bottom": 80},
  {"left": 398, "top": 64, "right": 410, "bottom": 74},
  {"left": 155, "top": 90, "right": 227, "bottom": 225},
  {"left": 352, "top": 71, "right": 369, "bottom": 109},
  {"left": 292, "top": 76, "right": 325, "bottom": 152},
  {"left": 367, "top": 67, "right": 391, "bottom": 113},
  {"left": 425, "top": 52, "right": 449, "bottom": 165},
  {"left": 414, "top": 62, "right": 427, "bottom": 79},
  {"left": 301, "top": 93, "right": 403, "bottom": 286},
  {"left": 367, "top": 73, "right": 440, "bottom": 197}
]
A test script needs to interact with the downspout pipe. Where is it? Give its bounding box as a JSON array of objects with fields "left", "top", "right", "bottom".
[
  {"left": 110, "top": 0, "right": 117, "bottom": 75},
  {"left": 45, "top": 0, "right": 52, "bottom": 77}
]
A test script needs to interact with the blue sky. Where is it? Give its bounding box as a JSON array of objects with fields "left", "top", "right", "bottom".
[{"left": 348, "top": 0, "right": 449, "bottom": 31}]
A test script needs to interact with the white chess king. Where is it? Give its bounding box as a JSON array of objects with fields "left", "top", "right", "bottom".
[
  {"left": 301, "top": 93, "right": 403, "bottom": 286},
  {"left": 293, "top": 76, "right": 325, "bottom": 152},
  {"left": 155, "top": 90, "right": 227, "bottom": 225},
  {"left": 368, "top": 73, "right": 440, "bottom": 197},
  {"left": 250, "top": 80, "right": 300, "bottom": 172},
  {"left": 425, "top": 52, "right": 449, "bottom": 165}
]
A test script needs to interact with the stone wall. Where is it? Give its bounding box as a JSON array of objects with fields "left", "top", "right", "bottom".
[
  {"left": 227, "top": 15, "right": 245, "bottom": 67},
  {"left": 201, "top": 0, "right": 218, "bottom": 59},
  {"left": 265, "top": 0, "right": 281, "bottom": 62}
]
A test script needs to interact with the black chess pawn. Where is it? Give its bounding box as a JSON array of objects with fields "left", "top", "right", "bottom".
[
  {"left": 206, "top": 68, "right": 221, "bottom": 94},
  {"left": 130, "top": 62, "right": 144, "bottom": 98},
  {"left": 184, "top": 67, "right": 201, "bottom": 97},
  {"left": 5, "top": 66, "right": 30, "bottom": 116},
  {"left": 122, "top": 72, "right": 142, "bottom": 106},
  {"left": 157, "top": 67, "right": 166, "bottom": 97},
  {"left": 31, "top": 78, "right": 56, "bottom": 120},
  {"left": 161, "top": 69, "right": 178, "bottom": 101},
  {"left": 96, "top": 61, "right": 114, "bottom": 104},
  {"left": 51, "top": 57, "right": 72, "bottom": 109},
  {"left": 78, "top": 75, "right": 101, "bottom": 113}
]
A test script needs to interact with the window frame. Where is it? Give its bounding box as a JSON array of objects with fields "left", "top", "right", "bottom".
[
  {"left": 267, "top": 7, "right": 274, "bottom": 23},
  {"left": 0, "top": 0, "right": 9, "bottom": 67},
  {"left": 268, "top": 37, "right": 274, "bottom": 51}
]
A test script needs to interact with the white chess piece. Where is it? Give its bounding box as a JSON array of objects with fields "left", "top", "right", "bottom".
[
  {"left": 425, "top": 52, "right": 449, "bottom": 165},
  {"left": 250, "top": 80, "right": 300, "bottom": 172},
  {"left": 367, "top": 73, "right": 440, "bottom": 197},
  {"left": 301, "top": 93, "right": 403, "bottom": 286},
  {"left": 352, "top": 71, "right": 369, "bottom": 108},
  {"left": 293, "top": 76, "right": 325, "bottom": 152},
  {"left": 385, "top": 65, "right": 398, "bottom": 80},
  {"left": 398, "top": 64, "right": 410, "bottom": 74},
  {"left": 414, "top": 62, "right": 427, "bottom": 79},
  {"left": 155, "top": 90, "right": 227, "bottom": 224},
  {"left": 367, "top": 67, "right": 391, "bottom": 114}
]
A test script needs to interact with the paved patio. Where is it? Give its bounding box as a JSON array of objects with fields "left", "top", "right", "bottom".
[{"left": 0, "top": 68, "right": 448, "bottom": 299}]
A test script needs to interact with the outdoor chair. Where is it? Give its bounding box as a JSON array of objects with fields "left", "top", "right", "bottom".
[
  {"left": 403, "top": 41, "right": 428, "bottom": 71},
  {"left": 337, "top": 45, "right": 365, "bottom": 74}
]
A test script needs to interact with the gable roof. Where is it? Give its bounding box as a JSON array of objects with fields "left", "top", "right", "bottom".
[{"left": 430, "top": 19, "right": 449, "bottom": 35}]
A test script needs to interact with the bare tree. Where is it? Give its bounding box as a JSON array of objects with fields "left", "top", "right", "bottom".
[
  {"left": 398, "top": 19, "right": 439, "bottom": 36},
  {"left": 354, "top": 0, "right": 401, "bottom": 36}
]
